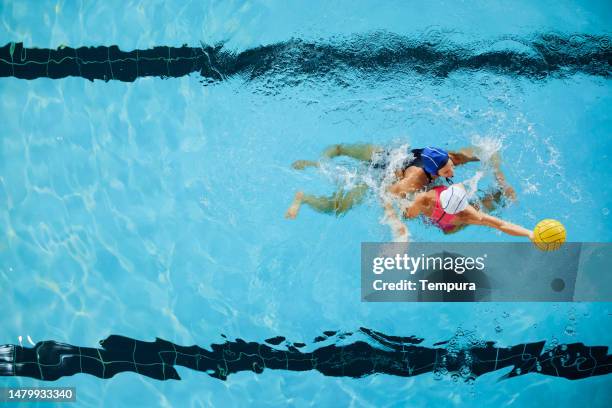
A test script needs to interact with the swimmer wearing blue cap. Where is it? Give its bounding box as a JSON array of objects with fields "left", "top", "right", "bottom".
[{"left": 286, "top": 143, "right": 514, "bottom": 219}]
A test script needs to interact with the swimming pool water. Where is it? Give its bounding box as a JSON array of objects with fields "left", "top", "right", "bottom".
[{"left": 1, "top": 1, "right": 611, "bottom": 407}]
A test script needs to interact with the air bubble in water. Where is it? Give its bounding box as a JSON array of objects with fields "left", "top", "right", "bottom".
[
  {"left": 460, "top": 366, "right": 472, "bottom": 378},
  {"left": 603, "top": 208, "right": 609, "bottom": 216}
]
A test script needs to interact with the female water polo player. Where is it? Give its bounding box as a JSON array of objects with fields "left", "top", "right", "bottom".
[
  {"left": 392, "top": 183, "right": 533, "bottom": 239},
  {"left": 285, "top": 144, "right": 515, "bottom": 219}
]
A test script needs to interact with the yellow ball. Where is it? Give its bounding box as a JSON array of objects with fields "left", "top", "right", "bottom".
[{"left": 533, "top": 219, "right": 566, "bottom": 251}]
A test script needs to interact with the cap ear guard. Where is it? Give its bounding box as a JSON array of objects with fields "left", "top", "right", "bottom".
[
  {"left": 421, "top": 147, "right": 449, "bottom": 175},
  {"left": 440, "top": 184, "right": 469, "bottom": 214}
]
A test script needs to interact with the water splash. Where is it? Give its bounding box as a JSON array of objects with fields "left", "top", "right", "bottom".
[
  {"left": 371, "top": 144, "right": 415, "bottom": 242},
  {"left": 462, "top": 171, "right": 485, "bottom": 200}
]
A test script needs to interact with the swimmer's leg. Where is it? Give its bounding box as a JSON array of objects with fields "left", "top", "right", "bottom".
[
  {"left": 286, "top": 184, "right": 369, "bottom": 217},
  {"left": 322, "top": 144, "right": 383, "bottom": 161},
  {"left": 292, "top": 144, "right": 382, "bottom": 169},
  {"left": 331, "top": 183, "right": 369, "bottom": 215},
  {"left": 285, "top": 192, "right": 304, "bottom": 219}
]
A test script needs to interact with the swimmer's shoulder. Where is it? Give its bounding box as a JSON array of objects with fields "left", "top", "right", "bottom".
[
  {"left": 402, "top": 189, "right": 434, "bottom": 218},
  {"left": 401, "top": 165, "right": 430, "bottom": 182}
]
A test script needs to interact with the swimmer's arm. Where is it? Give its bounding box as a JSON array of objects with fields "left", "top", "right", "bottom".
[
  {"left": 383, "top": 202, "right": 397, "bottom": 218},
  {"left": 449, "top": 147, "right": 480, "bottom": 166},
  {"left": 383, "top": 202, "right": 408, "bottom": 239},
  {"left": 402, "top": 194, "right": 426, "bottom": 219},
  {"left": 451, "top": 146, "right": 510, "bottom": 166},
  {"left": 452, "top": 147, "right": 517, "bottom": 200},
  {"left": 383, "top": 201, "right": 405, "bottom": 223},
  {"left": 490, "top": 152, "right": 517, "bottom": 201},
  {"left": 458, "top": 206, "right": 533, "bottom": 239},
  {"left": 387, "top": 177, "right": 421, "bottom": 198},
  {"left": 388, "top": 180, "right": 406, "bottom": 197}
]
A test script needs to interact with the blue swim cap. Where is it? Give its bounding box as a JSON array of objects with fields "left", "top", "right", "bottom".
[{"left": 421, "top": 147, "right": 449, "bottom": 175}]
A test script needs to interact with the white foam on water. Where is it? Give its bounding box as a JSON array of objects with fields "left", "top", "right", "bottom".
[
  {"left": 462, "top": 171, "right": 485, "bottom": 200},
  {"left": 318, "top": 160, "right": 361, "bottom": 190},
  {"left": 371, "top": 144, "right": 416, "bottom": 242},
  {"left": 470, "top": 134, "right": 503, "bottom": 165}
]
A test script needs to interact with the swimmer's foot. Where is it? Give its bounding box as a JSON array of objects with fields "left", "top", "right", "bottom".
[
  {"left": 285, "top": 192, "right": 304, "bottom": 219},
  {"left": 291, "top": 160, "right": 320, "bottom": 170}
]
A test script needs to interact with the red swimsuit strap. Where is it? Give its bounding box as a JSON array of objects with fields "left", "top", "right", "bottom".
[
  {"left": 430, "top": 186, "right": 456, "bottom": 229},
  {"left": 431, "top": 186, "right": 446, "bottom": 217}
]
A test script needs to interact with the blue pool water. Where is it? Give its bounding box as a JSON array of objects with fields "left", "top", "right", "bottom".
[{"left": 1, "top": 0, "right": 611, "bottom": 406}]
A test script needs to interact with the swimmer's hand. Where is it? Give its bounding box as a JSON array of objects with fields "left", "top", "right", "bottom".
[
  {"left": 388, "top": 219, "right": 408, "bottom": 242},
  {"left": 383, "top": 202, "right": 409, "bottom": 241},
  {"left": 395, "top": 225, "right": 408, "bottom": 240}
]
